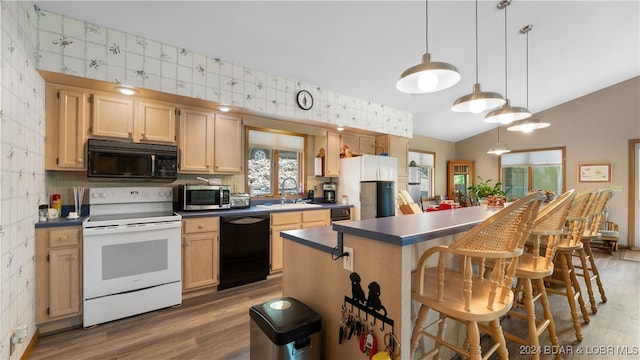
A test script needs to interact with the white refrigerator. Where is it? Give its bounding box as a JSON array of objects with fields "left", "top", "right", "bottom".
[{"left": 338, "top": 155, "right": 398, "bottom": 220}]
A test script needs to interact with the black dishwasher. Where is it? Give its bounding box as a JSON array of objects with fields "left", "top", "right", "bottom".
[{"left": 219, "top": 215, "right": 270, "bottom": 290}]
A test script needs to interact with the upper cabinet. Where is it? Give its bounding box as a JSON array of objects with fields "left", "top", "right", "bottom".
[
  {"left": 325, "top": 131, "right": 341, "bottom": 177},
  {"left": 137, "top": 100, "right": 177, "bottom": 144},
  {"left": 90, "top": 93, "right": 135, "bottom": 140},
  {"left": 376, "top": 135, "right": 409, "bottom": 178},
  {"left": 45, "top": 84, "right": 90, "bottom": 171},
  {"left": 178, "top": 107, "right": 243, "bottom": 174},
  {"left": 90, "top": 93, "right": 176, "bottom": 144},
  {"left": 340, "top": 133, "right": 376, "bottom": 156}
]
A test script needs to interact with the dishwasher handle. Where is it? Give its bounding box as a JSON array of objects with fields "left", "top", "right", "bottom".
[{"left": 225, "top": 217, "right": 268, "bottom": 225}]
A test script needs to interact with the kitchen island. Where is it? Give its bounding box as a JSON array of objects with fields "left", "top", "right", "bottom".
[{"left": 281, "top": 205, "right": 505, "bottom": 360}]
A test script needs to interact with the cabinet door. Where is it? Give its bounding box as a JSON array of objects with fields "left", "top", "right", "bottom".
[
  {"left": 388, "top": 136, "right": 409, "bottom": 178},
  {"left": 325, "top": 131, "right": 341, "bottom": 176},
  {"left": 182, "top": 232, "right": 219, "bottom": 290},
  {"left": 45, "top": 86, "right": 89, "bottom": 170},
  {"left": 359, "top": 136, "right": 376, "bottom": 155},
  {"left": 91, "top": 94, "right": 135, "bottom": 140},
  {"left": 270, "top": 223, "right": 300, "bottom": 272},
  {"left": 340, "top": 133, "right": 359, "bottom": 155},
  {"left": 138, "top": 100, "right": 176, "bottom": 144},
  {"left": 302, "top": 209, "right": 330, "bottom": 226},
  {"left": 213, "top": 114, "right": 242, "bottom": 173},
  {"left": 178, "top": 107, "right": 214, "bottom": 173},
  {"left": 49, "top": 247, "right": 81, "bottom": 318}
]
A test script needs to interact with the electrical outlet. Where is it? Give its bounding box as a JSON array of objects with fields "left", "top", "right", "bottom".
[
  {"left": 611, "top": 185, "right": 622, "bottom": 192},
  {"left": 343, "top": 246, "right": 354, "bottom": 272}
]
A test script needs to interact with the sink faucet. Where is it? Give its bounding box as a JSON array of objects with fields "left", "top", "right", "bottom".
[{"left": 281, "top": 177, "right": 298, "bottom": 204}]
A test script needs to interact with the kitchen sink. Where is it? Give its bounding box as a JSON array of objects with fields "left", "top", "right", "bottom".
[{"left": 255, "top": 203, "right": 323, "bottom": 209}]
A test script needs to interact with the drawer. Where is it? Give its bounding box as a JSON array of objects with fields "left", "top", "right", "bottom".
[
  {"left": 49, "top": 228, "right": 81, "bottom": 248},
  {"left": 183, "top": 217, "right": 219, "bottom": 234},
  {"left": 302, "top": 209, "right": 329, "bottom": 224},
  {"left": 271, "top": 211, "right": 301, "bottom": 226}
]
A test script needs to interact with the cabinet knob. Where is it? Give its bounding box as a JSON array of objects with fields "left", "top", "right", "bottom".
[
  {"left": 128, "top": 130, "right": 133, "bottom": 137},
  {"left": 58, "top": 235, "right": 68, "bottom": 242},
  {"left": 77, "top": 159, "right": 83, "bottom": 163},
  {"left": 141, "top": 132, "right": 146, "bottom": 138},
  {"left": 198, "top": 224, "right": 205, "bottom": 229}
]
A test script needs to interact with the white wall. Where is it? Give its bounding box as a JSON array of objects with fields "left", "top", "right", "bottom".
[{"left": 0, "top": 2, "right": 46, "bottom": 359}]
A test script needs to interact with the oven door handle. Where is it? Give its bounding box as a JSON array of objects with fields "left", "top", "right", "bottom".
[{"left": 83, "top": 221, "right": 181, "bottom": 235}]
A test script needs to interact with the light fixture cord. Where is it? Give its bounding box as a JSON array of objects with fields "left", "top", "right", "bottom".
[
  {"left": 526, "top": 29, "right": 529, "bottom": 108},
  {"left": 425, "top": 0, "right": 429, "bottom": 53},
  {"left": 503, "top": 3, "right": 508, "bottom": 98},
  {"left": 474, "top": 0, "right": 479, "bottom": 83}
]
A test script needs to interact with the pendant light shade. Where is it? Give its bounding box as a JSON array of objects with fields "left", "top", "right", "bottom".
[
  {"left": 397, "top": 0, "right": 460, "bottom": 94},
  {"left": 484, "top": 0, "right": 530, "bottom": 124},
  {"left": 452, "top": 83, "right": 506, "bottom": 113},
  {"left": 451, "top": 0, "right": 505, "bottom": 113},
  {"left": 487, "top": 125, "right": 510, "bottom": 155},
  {"left": 507, "top": 118, "right": 550, "bottom": 132}
]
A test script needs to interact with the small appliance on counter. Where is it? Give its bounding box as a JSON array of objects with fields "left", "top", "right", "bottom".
[
  {"left": 174, "top": 184, "right": 231, "bottom": 211},
  {"left": 322, "top": 182, "right": 337, "bottom": 203},
  {"left": 230, "top": 193, "right": 251, "bottom": 209}
]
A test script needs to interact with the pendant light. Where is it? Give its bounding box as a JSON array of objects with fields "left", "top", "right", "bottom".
[
  {"left": 396, "top": 0, "right": 460, "bottom": 94},
  {"left": 507, "top": 24, "right": 551, "bottom": 132},
  {"left": 484, "top": 0, "right": 531, "bottom": 124},
  {"left": 487, "top": 125, "right": 511, "bottom": 155},
  {"left": 451, "top": 0, "right": 505, "bottom": 113}
]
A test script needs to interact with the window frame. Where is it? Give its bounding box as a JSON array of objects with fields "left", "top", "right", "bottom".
[
  {"left": 498, "top": 146, "right": 566, "bottom": 197},
  {"left": 245, "top": 126, "right": 307, "bottom": 198}
]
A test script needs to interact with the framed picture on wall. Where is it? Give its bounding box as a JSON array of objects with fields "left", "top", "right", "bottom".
[{"left": 578, "top": 163, "right": 611, "bottom": 182}]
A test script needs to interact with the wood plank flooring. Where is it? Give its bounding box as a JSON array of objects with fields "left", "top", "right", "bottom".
[{"left": 29, "top": 251, "right": 639, "bottom": 360}]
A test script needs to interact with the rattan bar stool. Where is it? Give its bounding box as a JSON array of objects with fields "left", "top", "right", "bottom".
[
  {"left": 544, "top": 190, "right": 593, "bottom": 342},
  {"left": 573, "top": 189, "right": 613, "bottom": 313},
  {"left": 502, "top": 190, "right": 575, "bottom": 360},
  {"left": 409, "top": 193, "right": 544, "bottom": 360}
]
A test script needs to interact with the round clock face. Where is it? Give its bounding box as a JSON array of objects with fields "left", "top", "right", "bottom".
[{"left": 296, "top": 90, "right": 313, "bottom": 110}]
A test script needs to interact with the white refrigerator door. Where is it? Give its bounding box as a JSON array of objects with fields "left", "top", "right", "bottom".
[
  {"left": 378, "top": 156, "right": 398, "bottom": 182},
  {"left": 361, "top": 154, "right": 379, "bottom": 181}
]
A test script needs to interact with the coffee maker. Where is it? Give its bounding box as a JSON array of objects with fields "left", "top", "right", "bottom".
[{"left": 323, "top": 182, "right": 337, "bottom": 203}]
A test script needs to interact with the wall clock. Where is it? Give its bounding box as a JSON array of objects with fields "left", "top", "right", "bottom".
[{"left": 296, "top": 90, "right": 313, "bottom": 110}]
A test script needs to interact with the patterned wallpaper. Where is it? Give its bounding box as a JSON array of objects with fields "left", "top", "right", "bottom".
[
  {"left": 1, "top": 1, "right": 45, "bottom": 359},
  {"left": 34, "top": 7, "right": 413, "bottom": 138}
]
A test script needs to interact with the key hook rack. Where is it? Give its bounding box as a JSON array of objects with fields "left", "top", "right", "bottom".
[{"left": 344, "top": 296, "right": 394, "bottom": 332}]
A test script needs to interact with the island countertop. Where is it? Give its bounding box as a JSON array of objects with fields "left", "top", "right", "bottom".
[{"left": 332, "top": 205, "right": 503, "bottom": 246}]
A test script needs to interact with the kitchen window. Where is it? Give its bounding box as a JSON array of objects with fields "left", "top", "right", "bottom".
[
  {"left": 246, "top": 128, "right": 306, "bottom": 197},
  {"left": 500, "top": 147, "right": 565, "bottom": 199}
]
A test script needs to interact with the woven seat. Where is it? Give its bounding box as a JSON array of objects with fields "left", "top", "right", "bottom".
[
  {"left": 573, "top": 189, "right": 613, "bottom": 312},
  {"left": 501, "top": 189, "right": 575, "bottom": 360},
  {"left": 410, "top": 192, "right": 544, "bottom": 360},
  {"left": 544, "top": 190, "right": 594, "bottom": 341}
]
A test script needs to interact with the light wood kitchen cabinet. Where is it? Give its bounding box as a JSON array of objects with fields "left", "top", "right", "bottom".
[
  {"left": 182, "top": 217, "right": 220, "bottom": 291},
  {"left": 213, "top": 114, "right": 243, "bottom": 173},
  {"left": 90, "top": 93, "right": 135, "bottom": 140},
  {"left": 270, "top": 210, "right": 330, "bottom": 272},
  {"left": 178, "top": 108, "right": 242, "bottom": 174},
  {"left": 325, "top": 131, "right": 341, "bottom": 176},
  {"left": 45, "top": 84, "right": 90, "bottom": 171},
  {"left": 36, "top": 227, "right": 82, "bottom": 330},
  {"left": 359, "top": 135, "right": 376, "bottom": 155},
  {"left": 178, "top": 107, "right": 214, "bottom": 173},
  {"left": 137, "top": 100, "right": 177, "bottom": 144},
  {"left": 376, "top": 134, "right": 409, "bottom": 177}
]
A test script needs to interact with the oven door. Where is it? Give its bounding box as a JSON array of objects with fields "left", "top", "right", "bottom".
[{"left": 83, "top": 221, "right": 181, "bottom": 299}]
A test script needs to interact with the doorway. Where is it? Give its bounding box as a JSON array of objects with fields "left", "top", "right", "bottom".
[{"left": 630, "top": 139, "right": 639, "bottom": 249}]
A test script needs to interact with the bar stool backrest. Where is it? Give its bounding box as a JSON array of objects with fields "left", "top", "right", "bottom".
[{"left": 530, "top": 189, "right": 576, "bottom": 270}]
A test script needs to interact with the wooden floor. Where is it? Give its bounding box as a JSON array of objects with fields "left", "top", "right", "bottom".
[{"left": 29, "top": 251, "right": 639, "bottom": 360}]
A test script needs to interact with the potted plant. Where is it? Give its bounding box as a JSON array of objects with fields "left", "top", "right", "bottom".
[{"left": 467, "top": 176, "right": 505, "bottom": 205}]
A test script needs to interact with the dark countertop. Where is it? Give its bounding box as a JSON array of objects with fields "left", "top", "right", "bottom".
[
  {"left": 281, "top": 226, "right": 340, "bottom": 254},
  {"left": 333, "top": 206, "right": 503, "bottom": 246},
  {"left": 34, "top": 202, "right": 352, "bottom": 228},
  {"left": 282, "top": 206, "right": 506, "bottom": 252}
]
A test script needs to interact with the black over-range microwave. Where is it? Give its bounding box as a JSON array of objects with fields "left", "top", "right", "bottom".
[{"left": 87, "top": 139, "right": 178, "bottom": 180}]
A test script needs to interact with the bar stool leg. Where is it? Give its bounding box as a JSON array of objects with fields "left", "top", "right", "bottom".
[
  {"left": 434, "top": 313, "right": 447, "bottom": 360},
  {"left": 584, "top": 239, "right": 607, "bottom": 303},
  {"left": 551, "top": 252, "right": 584, "bottom": 341},
  {"left": 488, "top": 318, "right": 509, "bottom": 360},
  {"left": 575, "top": 247, "right": 598, "bottom": 313},
  {"left": 534, "top": 277, "right": 561, "bottom": 360},
  {"left": 467, "top": 321, "right": 482, "bottom": 360},
  {"left": 410, "top": 305, "right": 430, "bottom": 358},
  {"left": 522, "top": 278, "right": 540, "bottom": 359},
  {"left": 566, "top": 252, "right": 591, "bottom": 323}
]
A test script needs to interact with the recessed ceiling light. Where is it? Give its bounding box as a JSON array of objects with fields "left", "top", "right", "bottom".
[
  {"left": 115, "top": 85, "right": 138, "bottom": 96},
  {"left": 336, "top": 126, "right": 345, "bottom": 132},
  {"left": 216, "top": 105, "right": 231, "bottom": 112}
]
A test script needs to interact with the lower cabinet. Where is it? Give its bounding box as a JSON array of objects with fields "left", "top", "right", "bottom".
[
  {"left": 270, "top": 210, "right": 330, "bottom": 273},
  {"left": 182, "top": 217, "right": 220, "bottom": 291},
  {"left": 35, "top": 227, "right": 83, "bottom": 332}
]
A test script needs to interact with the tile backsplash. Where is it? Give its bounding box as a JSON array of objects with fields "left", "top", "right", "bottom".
[{"left": 34, "top": 6, "right": 412, "bottom": 138}]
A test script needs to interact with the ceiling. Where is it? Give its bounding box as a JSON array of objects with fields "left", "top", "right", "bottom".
[{"left": 35, "top": 1, "right": 639, "bottom": 142}]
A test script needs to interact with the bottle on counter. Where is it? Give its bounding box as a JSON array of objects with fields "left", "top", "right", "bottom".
[{"left": 50, "top": 194, "right": 62, "bottom": 213}]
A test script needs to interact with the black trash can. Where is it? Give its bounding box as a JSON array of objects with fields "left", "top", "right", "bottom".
[{"left": 249, "top": 297, "right": 322, "bottom": 360}]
